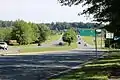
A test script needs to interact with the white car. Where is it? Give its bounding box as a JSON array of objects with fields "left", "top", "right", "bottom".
[{"left": 0, "top": 42, "right": 8, "bottom": 50}]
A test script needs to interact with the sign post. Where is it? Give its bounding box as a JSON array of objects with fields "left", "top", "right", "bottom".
[
  {"left": 95, "top": 29, "right": 98, "bottom": 58},
  {"left": 106, "top": 32, "right": 114, "bottom": 49},
  {"left": 94, "top": 29, "right": 102, "bottom": 58},
  {"left": 96, "top": 29, "right": 102, "bottom": 48}
]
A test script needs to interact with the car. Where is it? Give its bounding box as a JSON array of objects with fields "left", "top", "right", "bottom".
[
  {"left": 78, "top": 42, "right": 81, "bottom": 44},
  {"left": 0, "top": 42, "right": 8, "bottom": 50},
  {"left": 84, "top": 43, "right": 87, "bottom": 46},
  {"left": 59, "top": 42, "right": 63, "bottom": 45}
]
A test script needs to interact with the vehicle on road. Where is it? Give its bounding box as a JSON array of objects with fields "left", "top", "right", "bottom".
[
  {"left": 84, "top": 43, "right": 87, "bottom": 46},
  {"left": 78, "top": 42, "right": 81, "bottom": 44},
  {"left": 0, "top": 42, "right": 8, "bottom": 50},
  {"left": 59, "top": 42, "right": 64, "bottom": 46}
]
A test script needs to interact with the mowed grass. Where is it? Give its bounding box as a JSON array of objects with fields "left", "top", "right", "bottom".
[
  {"left": 12, "top": 44, "right": 37, "bottom": 48},
  {"left": 81, "top": 36, "right": 105, "bottom": 48},
  {"left": 12, "top": 34, "right": 61, "bottom": 48},
  {"left": 10, "top": 34, "right": 78, "bottom": 53},
  {"left": 50, "top": 52, "right": 120, "bottom": 80},
  {"left": 44, "top": 34, "right": 61, "bottom": 44},
  {"left": 20, "top": 43, "right": 77, "bottom": 53}
]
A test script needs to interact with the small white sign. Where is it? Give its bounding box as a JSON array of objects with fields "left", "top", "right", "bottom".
[
  {"left": 96, "top": 29, "right": 101, "bottom": 32},
  {"left": 106, "top": 33, "right": 114, "bottom": 39}
]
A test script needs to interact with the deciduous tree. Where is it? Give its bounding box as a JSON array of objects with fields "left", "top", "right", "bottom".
[
  {"left": 58, "top": 0, "right": 120, "bottom": 36},
  {"left": 62, "top": 28, "right": 77, "bottom": 46},
  {"left": 12, "top": 20, "right": 33, "bottom": 45},
  {"left": 37, "top": 24, "right": 50, "bottom": 46}
]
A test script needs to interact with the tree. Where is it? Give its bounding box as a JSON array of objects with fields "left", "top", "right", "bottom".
[
  {"left": 58, "top": 0, "right": 118, "bottom": 22},
  {"left": 29, "top": 22, "right": 39, "bottom": 43},
  {"left": 12, "top": 20, "right": 33, "bottom": 45},
  {"left": 58, "top": 0, "right": 120, "bottom": 36},
  {"left": 0, "top": 27, "right": 12, "bottom": 41},
  {"left": 62, "top": 28, "right": 77, "bottom": 46},
  {"left": 37, "top": 24, "right": 50, "bottom": 46}
]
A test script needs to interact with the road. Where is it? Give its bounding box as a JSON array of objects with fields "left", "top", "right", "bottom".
[
  {"left": 0, "top": 35, "right": 105, "bottom": 80},
  {"left": 41, "top": 34, "right": 63, "bottom": 47},
  {"left": 3, "top": 35, "right": 92, "bottom": 53},
  {"left": 0, "top": 50, "right": 104, "bottom": 80},
  {"left": 77, "top": 35, "right": 94, "bottom": 49}
]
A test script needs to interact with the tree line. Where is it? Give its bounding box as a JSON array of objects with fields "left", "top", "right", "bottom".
[
  {"left": 0, "top": 20, "right": 78, "bottom": 46},
  {"left": 0, "top": 20, "right": 97, "bottom": 30},
  {"left": 58, "top": 0, "right": 120, "bottom": 36},
  {"left": 0, "top": 20, "right": 50, "bottom": 45},
  {"left": 58, "top": 0, "right": 120, "bottom": 48}
]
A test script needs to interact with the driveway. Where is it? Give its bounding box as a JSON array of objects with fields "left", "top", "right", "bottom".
[{"left": 0, "top": 50, "right": 104, "bottom": 80}]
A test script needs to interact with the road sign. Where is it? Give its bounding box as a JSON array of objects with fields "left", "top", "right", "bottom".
[
  {"left": 96, "top": 29, "right": 101, "bottom": 32},
  {"left": 106, "top": 33, "right": 114, "bottom": 39}
]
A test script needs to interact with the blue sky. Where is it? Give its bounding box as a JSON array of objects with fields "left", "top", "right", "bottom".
[{"left": 0, "top": 0, "right": 91, "bottom": 23}]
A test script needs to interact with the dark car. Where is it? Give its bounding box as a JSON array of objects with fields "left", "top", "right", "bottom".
[
  {"left": 59, "top": 42, "right": 63, "bottom": 45},
  {"left": 84, "top": 44, "right": 87, "bottom": 46},
  {"left": 78, "top": 42, "right": 81, "bottom": 44}
]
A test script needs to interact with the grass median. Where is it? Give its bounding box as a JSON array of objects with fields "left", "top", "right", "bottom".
[
  {"left": 44, "top": 34, "right": 61, "bottom": 44},
  {"left": 12, "top": 34, "right": 61, "bottom": 48},
  {"left": 20, "top": 43, "right": 77, "bottom": 53}
]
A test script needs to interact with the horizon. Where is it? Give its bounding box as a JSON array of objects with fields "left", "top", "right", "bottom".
[{"left": 0, "top": 0, "right": 92, "bottom": 23}]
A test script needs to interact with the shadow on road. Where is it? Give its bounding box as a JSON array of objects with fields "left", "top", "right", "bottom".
[{"left": 0, "top": 49, "right": 114, "bottom": 80}]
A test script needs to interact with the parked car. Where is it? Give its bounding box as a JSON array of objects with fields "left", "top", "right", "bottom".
[{"left": 0, "top": 42, "right": 8, "bottom": 50}]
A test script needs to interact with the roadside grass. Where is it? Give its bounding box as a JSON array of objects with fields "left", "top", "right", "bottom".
[
  {"left": 44, "top": 34, "right": 61, "bottom": 44},
  {"left": 12, "top": 44, "right": 37, "bottom": 48},
  {"left": 20, "top": 42, "right": 77, "bottom": 53},
  {"left": 12, "top": 34, "right": 61, "bottom": 48},
  {"left": 81, "top": 36, "right": 104, "bottom": 48},
  {"left": 50, "top": 52, "right": 120, "bottom": 80}
]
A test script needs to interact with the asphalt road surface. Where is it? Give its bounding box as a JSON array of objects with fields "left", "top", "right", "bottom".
[
  {"left": 0, "top": 50, "right": 104, "bottom": 80},
  {"left": 77, "top": 35, "right": 94, "bottom": 49}
]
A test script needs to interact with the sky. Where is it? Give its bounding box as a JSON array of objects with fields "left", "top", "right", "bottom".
[{"left": 0, "top": 0, "right": 92, "bottom": 23}]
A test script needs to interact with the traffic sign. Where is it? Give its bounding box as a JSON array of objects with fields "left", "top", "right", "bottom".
[
  {"left": 106, "top": 33, "right": 114, "bottom": 39},
  {"left": 96, "top": 29, "right": 101, "bottom": 32}
]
